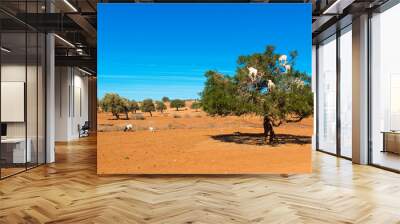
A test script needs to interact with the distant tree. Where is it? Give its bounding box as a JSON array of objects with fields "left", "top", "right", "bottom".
[
  {"left": 101, "top": 93, "right": 125, "bottom": 119},
  {"left": 162, "top": 96, "right": 170, "bottom": 102},
  {"left": 191, "top": 101, "right": 201, "bottom": 112},
  {"left": 129, "top": 100, "right": 140, "bottom": 114},
  {"left": 141, "top": 99, "right": 156, "bottom": 117},
  {"left": 170, "top": 99, "right": 186, "bottom": 111},
  {"left": 155, "top": 101, "right": 167, "bottom": 113},
  {"left": 120, "top": 98, "right": 131, "bottom": 119},
  {"left": 97, "top": 98, "right": 102, "bottom": 112},
  {"left": 201, "top": 45, "right": 313, "bottom": 143}
]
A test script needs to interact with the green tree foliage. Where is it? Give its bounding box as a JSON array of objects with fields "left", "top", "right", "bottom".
[
  {"left": 120, "top": 98, "right": 131, "bottom": 119},
  {"left": 100, "top": 93, "right": 126, "bottom": 119},
  {"left": 129, "top": 100, "right": 140, "bottom": 114},
  {"left": 201, "top": 45, "right": 313, "bottom": 143},
  {"left": 162, "top": 96, "right": 170, "bottom": 102},
  {"left": 141, "top": 99, "right": 156, "bottom": 117},
  {"left": 155, "top": 101, "right": 167, "bottom": 113},
  {"left": 201, "top": 71, "right": 240, "bottom": 116},
  {"left": 190, "top": 101, "right": 201, "bottom": 112},
  {"left": 170, "top": 99, "right": 186, "bottom": 111}
]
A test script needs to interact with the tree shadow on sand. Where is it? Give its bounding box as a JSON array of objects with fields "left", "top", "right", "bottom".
[{"left": 211, "top": 132, "right": 311, "bottom": 146}]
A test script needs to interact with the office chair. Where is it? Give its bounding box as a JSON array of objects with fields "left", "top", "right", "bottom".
[{"left": 79, "top": 121, "right": 90, "bottom": 138}]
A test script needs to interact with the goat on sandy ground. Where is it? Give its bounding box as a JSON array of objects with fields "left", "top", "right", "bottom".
[{"left": 124, "top": 124, "right": 133, "bottom": 132}]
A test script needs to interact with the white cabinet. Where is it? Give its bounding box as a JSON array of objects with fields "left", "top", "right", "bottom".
[{"left": 1, "top": 138, "right": 32, "bottom": 163}]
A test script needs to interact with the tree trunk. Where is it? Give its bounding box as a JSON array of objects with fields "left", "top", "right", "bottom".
[
  {"left": 176, "top": 108, "right": 178, "bottom": 111},
  {"left": 125, "top": 111, "right": 129, "bottom": 120},
  {"left": 149, "top": 111, "right": 152, "bottom": 117},
  {"left": 115, "top": 113, "right": 120, "bottom": 120},
  {"left": 263, "top": 116, "right": 275, "bottom": 144}
]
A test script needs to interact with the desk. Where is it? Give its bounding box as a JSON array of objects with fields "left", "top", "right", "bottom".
[
  {"left": 381, "top": 131, "right": 400, "bottom": 154},
  {"left": 1, "top": 138, "right": 31, "bottom": 163}
]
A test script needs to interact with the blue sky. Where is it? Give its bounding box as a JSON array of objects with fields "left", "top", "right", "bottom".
[{"left": 98, "top": 3, "right": 311, "bottom": 100}]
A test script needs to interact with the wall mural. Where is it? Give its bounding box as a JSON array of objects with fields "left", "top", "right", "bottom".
[{"left": 97, "top": 3, "right": 312, "bottom": 174}]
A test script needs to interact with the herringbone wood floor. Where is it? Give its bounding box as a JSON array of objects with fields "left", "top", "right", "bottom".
[{"left": 1, "top": 136, "right": 400, "bottom": 224}]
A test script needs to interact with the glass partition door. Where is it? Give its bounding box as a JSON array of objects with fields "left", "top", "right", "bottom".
[
  {"left": 317, "top": 35, "right": 337, "bottom": 154},
  {"left": 0, "top": 1, "right": 46, "bottom": 179},
  {"left": 339, "top": 26, "right": 352, "bottom": 158},
  {"left": 370, "top": 3, "right": 400, "bottom": 171},
  {"left": 0, "top": 31, "right": 27, "bottom": 177}
]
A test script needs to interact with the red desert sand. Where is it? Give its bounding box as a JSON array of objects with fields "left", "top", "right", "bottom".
[{"left": 97, "top": 101, "right": 312, "bottom": 174}]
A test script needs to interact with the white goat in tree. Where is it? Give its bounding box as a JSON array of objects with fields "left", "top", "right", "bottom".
[
  {"left": 279, "top": 54, "right": 287, "bottom": 65},
  {"left": 284, "top": 64, "right": 291, "bottom": 72},
  {"left": 247, "top": 66, "right": 264, "bottom": 84},
  {"left": 267, "top": 80, "right": 275, "bottom": 92},
  {"left": 247, "top": 66, "right": 259, "bottom": 83}
]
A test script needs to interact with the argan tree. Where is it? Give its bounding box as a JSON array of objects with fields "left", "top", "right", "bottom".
[
  {"left": 141, "top": 99, "right": 156, "bottom": 117},
  {"left": 129, "top": 100, "right": 140, "bottom": 114},
  {"left": 120, "top": 97, "right": 131, "bottom": 119},
  {"left": 201, "top": 45, "right": 313, "bottom": 143},
  {"left": 100, "top": 93, "right": 125, "bottom": 119},
  {"left": 190, "top": 101, "right": 201, "bottom": 112},
  {"left": 170, "top": 99, "right": 186, "bottom": 111},
  {"left": 155, "top": 101, "right": 167, "bottom": 113},
  {"left": 162, "top": 96, "right": 170, "bottom": 102}
]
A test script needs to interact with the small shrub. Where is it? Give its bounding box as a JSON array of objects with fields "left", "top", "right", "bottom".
[
  {"left": 136, "top": 126, "right": 148, "bottom": 131},
  {"left": 191, "top": 101, "right": 201, "bottom": 111},
  {"left": 132, "top": 114, "right": 145, "bottom": 120}
]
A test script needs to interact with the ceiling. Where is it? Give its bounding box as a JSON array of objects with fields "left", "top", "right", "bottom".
[{"left": 0, "top": 0, "right": 392, "bottom": 75}]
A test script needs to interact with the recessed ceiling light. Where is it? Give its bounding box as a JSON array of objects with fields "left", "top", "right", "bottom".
[
  {"left": 78, "top": 67, "right": 93, "bottom": 76},
  {"left": 63, "top": 0, "right": 78, "bottom": 12},
  {"left": 54, "top": 34, "right": 75, "bottom": 48},
  {"left": 1, "top": 47, "right": 11, "bottom": 53}
]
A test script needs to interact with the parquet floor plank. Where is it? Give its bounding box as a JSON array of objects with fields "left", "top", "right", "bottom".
[{"left": 0, "top": 136, "right": 400, "bottom": 223}]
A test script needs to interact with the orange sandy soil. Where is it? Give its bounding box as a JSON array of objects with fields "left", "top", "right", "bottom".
[{"left": 97, "top": 102, "right": 312, "bottom": 174}]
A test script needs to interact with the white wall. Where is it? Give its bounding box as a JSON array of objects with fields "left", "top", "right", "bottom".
[
  {"left": 1, "top": 65, "right": 41, "bottom": 138},
  {"left": 55, "top": 67, "right": 89, "bottom": 141},
  {"left": 1, "top": 63, "right": 46, "bottom": 164}
]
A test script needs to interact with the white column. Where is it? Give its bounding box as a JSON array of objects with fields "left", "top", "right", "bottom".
[
  {"left": 46, "top": 33, "right": 55, "bottom": 163},
  {"left": 312, "top": 45, "right": 317, "bottom": 150},
  {"left": 352, "top": 14, "right": 369, "bottom": 164}
]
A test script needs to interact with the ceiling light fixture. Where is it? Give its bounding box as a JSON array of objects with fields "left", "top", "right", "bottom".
[
  {"left": 63, "top": 0, "right": 78, "bottom": 12},
  {"left": 54, "top": 34, "right": 75, "bottom": 48},
  {"left": 322, "top": 0, "right": 355, "bottom": 15},
  {"left": 1, "top": 47, "right": 11, "bottom": 53},
  {"left": 78, "top": 67, "right": 93, "bottom": 76}
]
